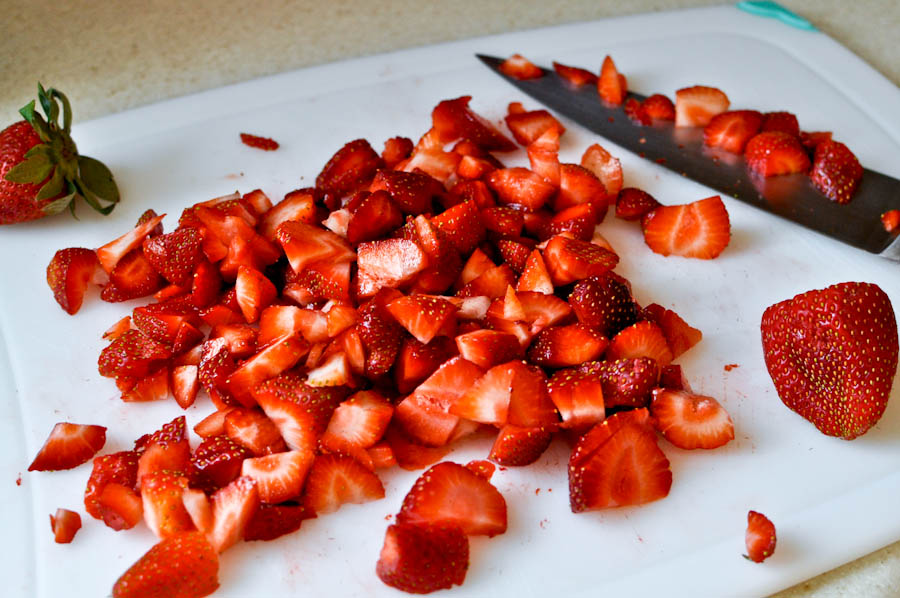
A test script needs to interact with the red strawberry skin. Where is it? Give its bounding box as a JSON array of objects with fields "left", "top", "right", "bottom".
[
  {"left": 376, "top": 522, "right": 469, "bottom": 594},
  {"left": 745, "top": 510, "right": 776, "bottom": 563},
  {"left": 761, "top": 282, "right": 898, "bottom": 439},
  {"left": 0, "top": 121, "right": 61, "bottom": 224},
  {"left": 112, "top": 531, "right": 219, "bottom": 598}
]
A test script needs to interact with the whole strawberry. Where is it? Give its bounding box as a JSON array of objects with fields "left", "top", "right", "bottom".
[
  {"left": 1, "top": 84, "right": 119, "bottom": 224},
  {"left": 761, "top": 282, "right": 898, "bottom": 439}
]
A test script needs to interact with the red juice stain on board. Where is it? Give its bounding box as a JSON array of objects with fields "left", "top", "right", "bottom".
[{"left": 724, "top": 363, "right": 739, "bottom": 372}]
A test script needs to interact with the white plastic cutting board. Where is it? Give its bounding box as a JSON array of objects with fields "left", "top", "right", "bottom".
[{"left": 2, "top": 5, "right": 900, "bottom": 597}]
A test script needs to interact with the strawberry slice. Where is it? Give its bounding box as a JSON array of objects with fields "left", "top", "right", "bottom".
[
  {"left": 526, "top": 124, "right": 561, "bottom": 185},
  {"left": 641, "top": 195, "right": 731, "bottom": 259},
  {"left": 413, "top": 355, "right": 485, "bottom": 412},
  {"left": 761, "top": 281, "right": 898, "bottom": 439},
  {"left": 568, "top": 273, "right": 637, "bottom": 337},
  {"left": 142, "top": 227, "right": 203, "bottom": 286},
  {"left": 642, "top": 303, "right": 703, "bottom": 358},
  {"left": 303, "top": 453, "right": 385, "bottom": 514},
  {"left": 579, "top": 357, "right": 659, "bottom": 409},
  {"left": 224, "top": 332, "right": 309, "bottom": 407},
  {"left": 84, "top": 451, "right": 139, "bottom": 520},
  {"left": 641, "top": 94, "right": 676, "bottom": 120},
  {"left": 276, "top": 221, "right": 355, "bottom": 274},
  {"left": 377, "top": 522, "right": 469, "bottom": 594},
  {"left": 504, "top": 108, "right": 566, "bottom": 146},
  {"left": 258, "top": 189, "right": 317, "bottom": 241},
  {"left": 97, "top": 482, "right": 144, "bottom": 531},
  {"left": 397, "top": 461, "right": 507, "bottom": 536},
  {"left": 547, "top": 368, "right": 606, "bottom": 431},
  {"left": 190, "top": 435, "right": 251, "bottom": 492},
  {"left": 431, "top": 96, "right": 517, "bottom": 152},
  {"left": 208, "top": 476, "right": 260, "bottom": 553},
  {"left": 141, "top": 471, "right": 193, "bottom": 539},
  {"left": 527, "top": 324, "right": 608, "bottom": 368},
  {"left": 499, "top": 54, "right": 543, "bottom": 80},
  {"left": 703, "top": 110, "right": 763, "bottom": 154},
  {"left": 452, "top": 360, "right": 558, "bottom": 427},
  {"left": 745, "top": 131, "right": 811, "bottom": 177},
  {"left": 97, "top": 212, "right": 166, "bottom": 274},
  {"left": 386, "top": 294, "right": 457, "bottom": 344},
  {"left": 234, "top": 266, "right": 277, "bottom": 323},
  {"left": 487, "top": 167, "right": 556, "bottom": 211},
  {"left": 809, "top": 139, "right": 863, "bottom": 204},
  {"left": 554, "top": 164, "right": 608, "bottom": 215},
  {"left": 320, "top": 390, "right": 394, "bottom": 451},
  {"left": 347, "top": 190, "right": 404, "bottom": 244},
  {"left": 369, "top": 170, "right": 443, "bottom": 216},
  {"left": 745, "top": 511, "right": 777, "bottom": 563},
  {"left": 597, "top": 55, "right": 626, "bottom": 106},
  {"left": 568, "top": 411, "right": 672, "bottom": 512},
  {"left": 454, "top": 329, "right": 521, "bottom": 370},
  {"left": 650, "top": 388, "right": 735, "bottom": 450},
  {"left": 28, "top": 422, "right": 106, "bottom": 471},
  {"left": 244, "top": 503, "right": 315, "bottom": 542},
  {"left": 100, "top": 248, "right": 165, "bottom": 302},
  {"left": 254, "top": 371, "right": 349, "bottom": 435},
  {"left": 761, "top": 111, "right": 800, "bottom": 137},
  {"left": 393, "top": 393, "right": 465, "bottom": 447},
  {"left": 542, "top": 235, "right": 619, "bottom": 286},
  {"left": 316, "top": 138, "right": 382, "bottom": 198},
  {"left": 674, "top": 85, "right": 730, "bottom": 127},
  {"left": 113, "top": 531, "right": 219, "bottom": 598},
  {"left": 381, "top": 137, "right": 414, "bottom": 169},
  {"left": 357, "top": 238, "right": 428, "bottom": 294},
  {"left": 580, "top": 143, "right": 623, "bottom": 200},
  {"left": 224, "top": 408, "right": 287, "bottom": 456},
  {"left": 615, "top": 187, "right": 661, "bottom": 221},
  {"left": 606, "top": 321, "right": 673, "bottom": 366},
  {"left": 46, "top": 247, "right": 99, "bottom": 315},
  {"left": 241, "top": 450, "right": 314, "bottom": 504},
  {"left": 49, "top": 508, "right": 82, "bottom": 543},
  {"left": 552, "top": 61, "right": 597, "bottom": 87},
  {"left": 488, "top": 424, "right": 554, "bottom": 466}
]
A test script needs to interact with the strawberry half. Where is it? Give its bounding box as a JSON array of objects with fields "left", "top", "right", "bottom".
[
  {"left": 46, "top": 247, "right": 99, "bottom": 315},
  {"left": 112, "top": 531, "right": 219, "bottom": 598},
  {"left": 650, "top": 388, "right": 735, "bottom": 450},
  {"left": 241, "top": 450, "right": 314, "bottom": 504},
  {"left": 674, "top": 86, "right": 730, "bottom": 127},
  {"left": 809, "top": 139, "right": 863, "bottom": 204},
  {"left": 745, "top": 510, "right": 777, "bottom": 563},
  {"left": 703, "top": 110, "right": 763, "bottom": 154},
  {"left": 760, "top": 281, "right": 898, "bottom": 439},
  {"left": 377, "top": 522, "right": 469, "bottom": 594},
  {"left": 744, "top": 131, "right": 811, "bottom": 177},
  {"left": 641, "top": 195, "right": 731, "bottom": 259},
  {"left": 28, "top": 422, "right": 106, "bottom": 471}
]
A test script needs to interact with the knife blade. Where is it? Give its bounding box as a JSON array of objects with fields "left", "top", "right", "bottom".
[{"left": 476, "top": 54, "right": 900, "bottom": 260}]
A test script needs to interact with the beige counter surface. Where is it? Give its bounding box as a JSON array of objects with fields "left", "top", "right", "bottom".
[{"left": 2, "top": 1, "right": 899, "bottom": 596}]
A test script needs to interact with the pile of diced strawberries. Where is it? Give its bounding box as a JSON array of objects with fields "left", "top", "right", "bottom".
[{"left": 30, "top": 55, "right": 783, "bottom": 596}]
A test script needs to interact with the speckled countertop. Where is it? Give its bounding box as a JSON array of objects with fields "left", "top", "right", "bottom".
[{"left": 2, "top": 1, "right": 899, "bottom": 596}]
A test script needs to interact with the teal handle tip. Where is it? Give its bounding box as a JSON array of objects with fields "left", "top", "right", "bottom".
[{"left": 737, "top": 1, "right": 817, "bottom": 31}]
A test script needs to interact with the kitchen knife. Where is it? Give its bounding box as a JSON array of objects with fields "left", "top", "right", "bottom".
[{"left": 476, "top": 54, "right": 900, "bottom": 260}]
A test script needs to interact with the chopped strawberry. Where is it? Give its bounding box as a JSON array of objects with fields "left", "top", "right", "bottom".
[
  {"left": 703, "top": 110, "right": 763, "bottom": 154},
  {"left": 526, "top": 124, "right": 561, "bottom": 185},
  {"left": 49, "top": 508, "right": 81, "bottom": 543},
  {"left": 555, "top": 163, "right": 608, "bottom": 214},
  {"left": 208, "top": 476, "right": 260, "bottom": 553},
  {"left": 233, "top": 266, "right": 276, "bottom": 324},
  {"left": 316, "top": 138, "right": 382, "bottom": 198},
  {"left": 659, "top": 363, "right": 690, "bottom": 391},
  {"left": 452, "top": 360, "right": 558, "bottom": 428},
  {"left": 606, "top": 320, "right": 673, "bottom": 366},
  {"left": 882, "top": 209, "right": 900, "bottom": 233},
  {"left": 641, "top": 94, "right": 676, "bottom": 120},
  {"left": 552, "top": 61, "right": 597, "bottom": 87},
  {"left": 580, "top": 143, "right": 623, "bottom": 200},
  {"left": 597, "top": 55, "right": 626, "bottom": 106},
  {"left": 96, "top": 212, "right": 166, "bottom": 274},
  {"left": 579, "top": 357, "right": 659, "bottom": 408},
  {"left": 499, "top": 53, "right": 543, "bottom": 80},
  {"left": 546, "top": 203, "right": 600, "bottom": 244},
  {"left": 103, "top": 316, "right": 132, "bottom": 341},
  {"left": 394, "top": 336, "right": 458, "bottom": 394},
  {"left": 100, "top": 248, "right": 165, "bottom": 302},
  {"left": 276, "top": 221, "right": 355, "bottom": 274},
  {"left": 455, "top": 329, "right": 522, "bottom": 370},
  {"left": 136, "top": 420, "right": 191, "bottom": 485},
  {"left": 449, "top": 179, "right": 496, "bottom": 209},
  {"left": 381, "top": 136, "right": 415, "bottom": 169},
  {"left": 505, "top": 108, "right": 566, "bottom": 146},
  {"left": 198, "top": 338, "right": 239, "bottom": 408},
  {"left": 190, "top": 435, "right": 252, "bottom": 492},
  {"left": 482, "top": 207, "right": 526, "bottom": 242},
  {"left": 113, "top": 531, "right": 219, "bottom": 598},
  {"left": 377, "top": 522, "right": 469, "bottom": 594},
  {"left": 431, "top": 96, "right": 517, "bottom": 152},
  {"left": 303, "top": 453, "right": 385, "bottom": 514},
  {"left": 761, "top": 282, "right": 897, "bottom": 439},
  {"left": 394, "top": 393, "right": 465, "bottom": 447},
  {"left": 387, "top": 294, "right": 457, "bottom": 344},
  {"left": 141, "top": 471, "right": 193, "bottom": 539},
  {"left": 241, "top": 450, "right": 314, "bottom": 504},
  {"left": 242, "top": 503, "right": 315, "bottom": 542},
  {"left": 542, "top": 235, "right": 619, "bottom": 286},
  {"left": 487, "top": 167, "right": 556, "bottom": 212},
  {"left": 224, "top": 408, "right": 287, "bottom": 456},
  {"left": 121, "top": 367, "right": 171, "bottom": 403},
  {"left": 546, "top": 368, "right": 606, "bottom": 431},
  {"left": 321, "top": 390, "right": 394, "bottom": 451},
  {"left": 624, "top": 97, "right": 651, "bottom": 126},
  {"left": 799, "top": 130, "right": 832, "bottom": 151},
  {"left": 397, "top": 461, "right": 507, "bottom": 536},
  {"left": 347, "top": 190, "right": 404, "bottom": 244},
  {"left": 568, "top": 273, "right": 637, "bottom": 337},
  {"left": 384, "top": 423, "right": 452, "bottom": 471},
  {"left": 745, "top": 511, "right": 777, "bottom": 563},
  {"left": 745, "top": 131, "right": 811, "bottom": 177},
  {"left": 258, "top": 189, "right": 317, "bottom": 241},
  {"left": 455, "top": 247, "right": 494, "bottom": 289},
  {"left": 457, "top": 264, "right": 517, "bottom": 299},
  {"left": 465, "top": 459, "right": 496, "bottom": 480},
  {"left": 569, "top": 410, "right": 671, "bottom": 512},
  {"left": 674, "top": 85, "right": 730, "bottom": 127},
  {"left": 430, "top": 200, "right": 486, "bottom": 255},
  {"left": 209, "top": 323, "right": 257, "bottom": 359},
  {"left": 516, "top": 249, "right": 553, "bottom": 294},
  {"left": 497, "top": 239, "right": 532, "bottom": 272},
  {"left": 615, "top": 187, "right": 661, "bottom": 221},
  {"left": 413, "top": 355, "right": 485, "bottom": 413},
  {"left": 142, "top": 227, "right": 202, "bottom": 286},
  {"left": 28, "top": 422, "right": 106, "bottom": 472},
  {"left": 46, "top": 247, "right": 99, "bottom": 315},
  {"left": 189, "top": 260, "right": 222, "bottom": 308},
  {"left": 97, "top": 482, "right": 144, "bottom": 531},
  {"left": 253, "top": 373, "right": 348, "bottom": 450},
  {"left": 489, "top": 424, "right": 553, "bottom": 466},
  {"left": 761, "top": 111, "right": 800, "bottom": 137},
  {"left": 650, "top": 388, "right": 734, "bottom": 450},
  {"left": 357, "top": 238, "right": 428, "bottom": 295},
  {"left": 225, "top": 332, "right": 309, "bottom": 406},
  {"left": 642, "top": 303, "right": 703, "bottom": 358},
  {"left": 809, "top": 139, "right": 863, "bottom": 204},
  {"left": 527, "top": 324, "right": 608, "bottom": 368},
  {"left": 641, "top": 195, "right": 731, "bottom": 259},
  {"left": 84, "top": 451, "right": 139, "bottom": 520}
]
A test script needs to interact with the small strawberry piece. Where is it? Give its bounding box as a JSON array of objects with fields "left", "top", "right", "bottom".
[
  {"left": 84, "top": 451, "right": 139, "bottom": 520},
  {"left": 580, "top": 143, "right": 623, "bottom": 200},
  {"left": 580, "top": 357, "right": 659, "bottom": 409},
  {"left": 414, "top": 355, "right": 485, "bottom": 413},
  {"left": 121, "top": 367, "right": 170, "bottom": 403},
  {"left": 385, "top": 423, "right": 453, "bottom": 471},
  {"left": 455, "top": 329, "right": 521, "bottom": 370},
  {"left": 137, "top": 440, "right": 191, "bottom": 490},
  {"left": 526, "top": 124, "right": 561, "bottom": 185},
  {"left": 253, "top": 374, "right": 349, "bottom": 450},
  {"left": 703, "top": 110, "right": 764, "bottom": 154},
  {"left": 321, "top": 390, "right": 394, "bottom": 451},
  {"left": 651, "top": 388, "right": 733, "bottom": 452},
  {"left": 431, "top": 200, "right": 486, "bottom": 255},
  {"left": 487, "top": 167, "right": 556, "bottom": 212},
  {"left": 455, "top": 247, "right": 494, "bottom": 289},
  {"left": 241, "top": 450, "right": 314, "bottom": 504},
  {"left": 882, "top": 209, "right": 900, "bottom": 233},
  {"left": 382, "top": 136, "right": 415, "bottom": 169},
  {"left": 242, "top": 188, "right": 274, "bottom": 215},
  {"left": 394, "top": 393, "right": 464, "bottom": 447},
  {"left": 142, "top": 228, "right": 202, "bottom": 286},
  {"left": 745, "top": 131, "right": 811, "bottom": 177},
  {"left": 113, "top": 531, "right": 219, "bottom": 598},
  {"left": 553, "top": 61, "right": 597, "bottom": 87},
  {"left": 189, "top": 261, "right": 222, "bottom": 308},
  {"left": 394, "top": 336, "right": 458, "bottom": 394},
  {"left": 555, "top": 163, "right": 608, "bottom": 214},
  {"left": 624, "top": 97, "right": 651, "bottom": 126},
  {"left": 46, "top": 247, "right": 98, "bottom": 315},
  {"left": 347, "top": 190, "right": 404, "bottom": 244},
  {"left": 224, "top": 408, "right": 287, "bottom": 456},
  {"left": 505, "top": 109, "right": 566, "bottom": 146},
  {"left": 543, "top": 235, "right": 619, "bottom": 286},
  {"left": 497, "top": 239, "right": 532, "bottom": 272},
  {"left": 761, "top": 111, "right": 800, "bottom": 137},
  {"left": 512, "top": 252, "right": 550, "bottom": 297},
  {"left": 234, "top": 266, "right": 276, "bottom": 323},
  {"left": 568, "top": 273, "right": 637, "bottom": 337},
  {"left": 240, "top": 132, "right": 279, "bottom": 150},
  {"left": 277, "top": 220, "right": 355, "bottom": 274},
  {"left": 190, "top": 435, "right": 252, "bottom": 492},
  {"left": 659, "top": 363, "right": 690, "bottom": 391},
  {"left": 547, "top": 368, "right": 605, "bottom": 431},
  {"left": 357, "top": 238, "right": 428, "bottom": 293},
  {"left": 244, "top": 503, "right": 315, "bottom": 542},
  {"left": 316, "top": 138, "right": 382, "bottom": 198},
  {"left": 642, "top": 303, "right": 703, "bottom": 358},
  {"left": 181, "top": 488, "right": 212, "bottom": 534},
  {"left": 141, "top": 471, "right": 193, "bottom": 539},
  {"left": 499, "top": 54, "right": 543, "bottom": 80},
  {"left": 458, "top": 264, "right": 517, "bottom": 300},
  {"left": 465, "top": 459, "right": 496, "bottom": 480},
  {"left": 527, "top": 324, "right": 608, "bottom": 368},
  {"left": 489, "top": 424, "right": 553, "bottom": 466},
  {"left": 452, "top": 360, "right": 558, "bottom": 428},
  {"left": 100, "top": 249, "right": 165, "bottom": 302},
  {"left": 642, "top": 195, "right": 731, "bottom": 259},
  {"left": 606, "top": 321, "right": 673, "bottom": 366},
  {"left": 809, "top": 139, "right": 863, "bottom": 204},
  {"left": 377, "top": 522, "right": 469, "bottom": 594},
  {"left": 597, "top": 55, "right": 626, "bottom": 106},
  {"left": 303, "top": 453, "right": 385, "bottom": 514},
  {"left": 97, "top": 483, "right": 143, "bottom": 531},
  {"left": 210, "top": 323, "right": 257, "bottom": 359},
  {"left": 745, "top": 511, "right": 777, "bottom": 563},
  {"left": 568, "top": 410, "right": 671, "bottom": 512},
  {"left": 481, "top": 207, "right": 525, "bottom": 240},
  {"left": 674, "top": 86, "right": 730, "bottom": 127},
  {"left": 258, "top": 189, "right": 317, "bottom": 241},
  {"left": 760, "top": 282, "right": 898, "bottom": 439},
  {"left": 449, "top": 179, "right": 496, "bottom": 209},
  {"left": 103, "top": 316, "right": 132, "bottom": 341},
  {"left": 96, "top": 213, "right": 166, "bottom": 274},
  {"left": 799, "top": 131, "right": 832, "bottom": 151},
  {"left": 397, "top": 461, "right": 507, "bottom": 536},
  {"left": 387, "top": 294, "right": 458, "bottom": 344},
  {"left": 615, "top": 187, "right": 661, "bottom": 221},
  {"left": 225, "top": 332, "right": 309, "bottom": 407},
  {"left": 209, "top": 476, "right": 260, "bottom": 553},
  {"left": 641, "top": 94, "right": 676, "bottom": 120},
  {"left": 49, "top": 508, "right": 81, "bottom": 543},
  {"left": 369, "top": 442, "right": 398, "bottom": 469},
  {"left": 28, "top": 422, "right": 106, "bottom": 471},
  {"left": 198, "top": 338, "right": 238, "bottom": 408},
  {"left": 431, "top": 96, "right": 517, "bottom": 152}
]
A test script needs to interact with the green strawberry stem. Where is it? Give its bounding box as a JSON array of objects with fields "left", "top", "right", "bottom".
[{"left": 4, "top": 83, "right": 119, "bottom": 217}]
